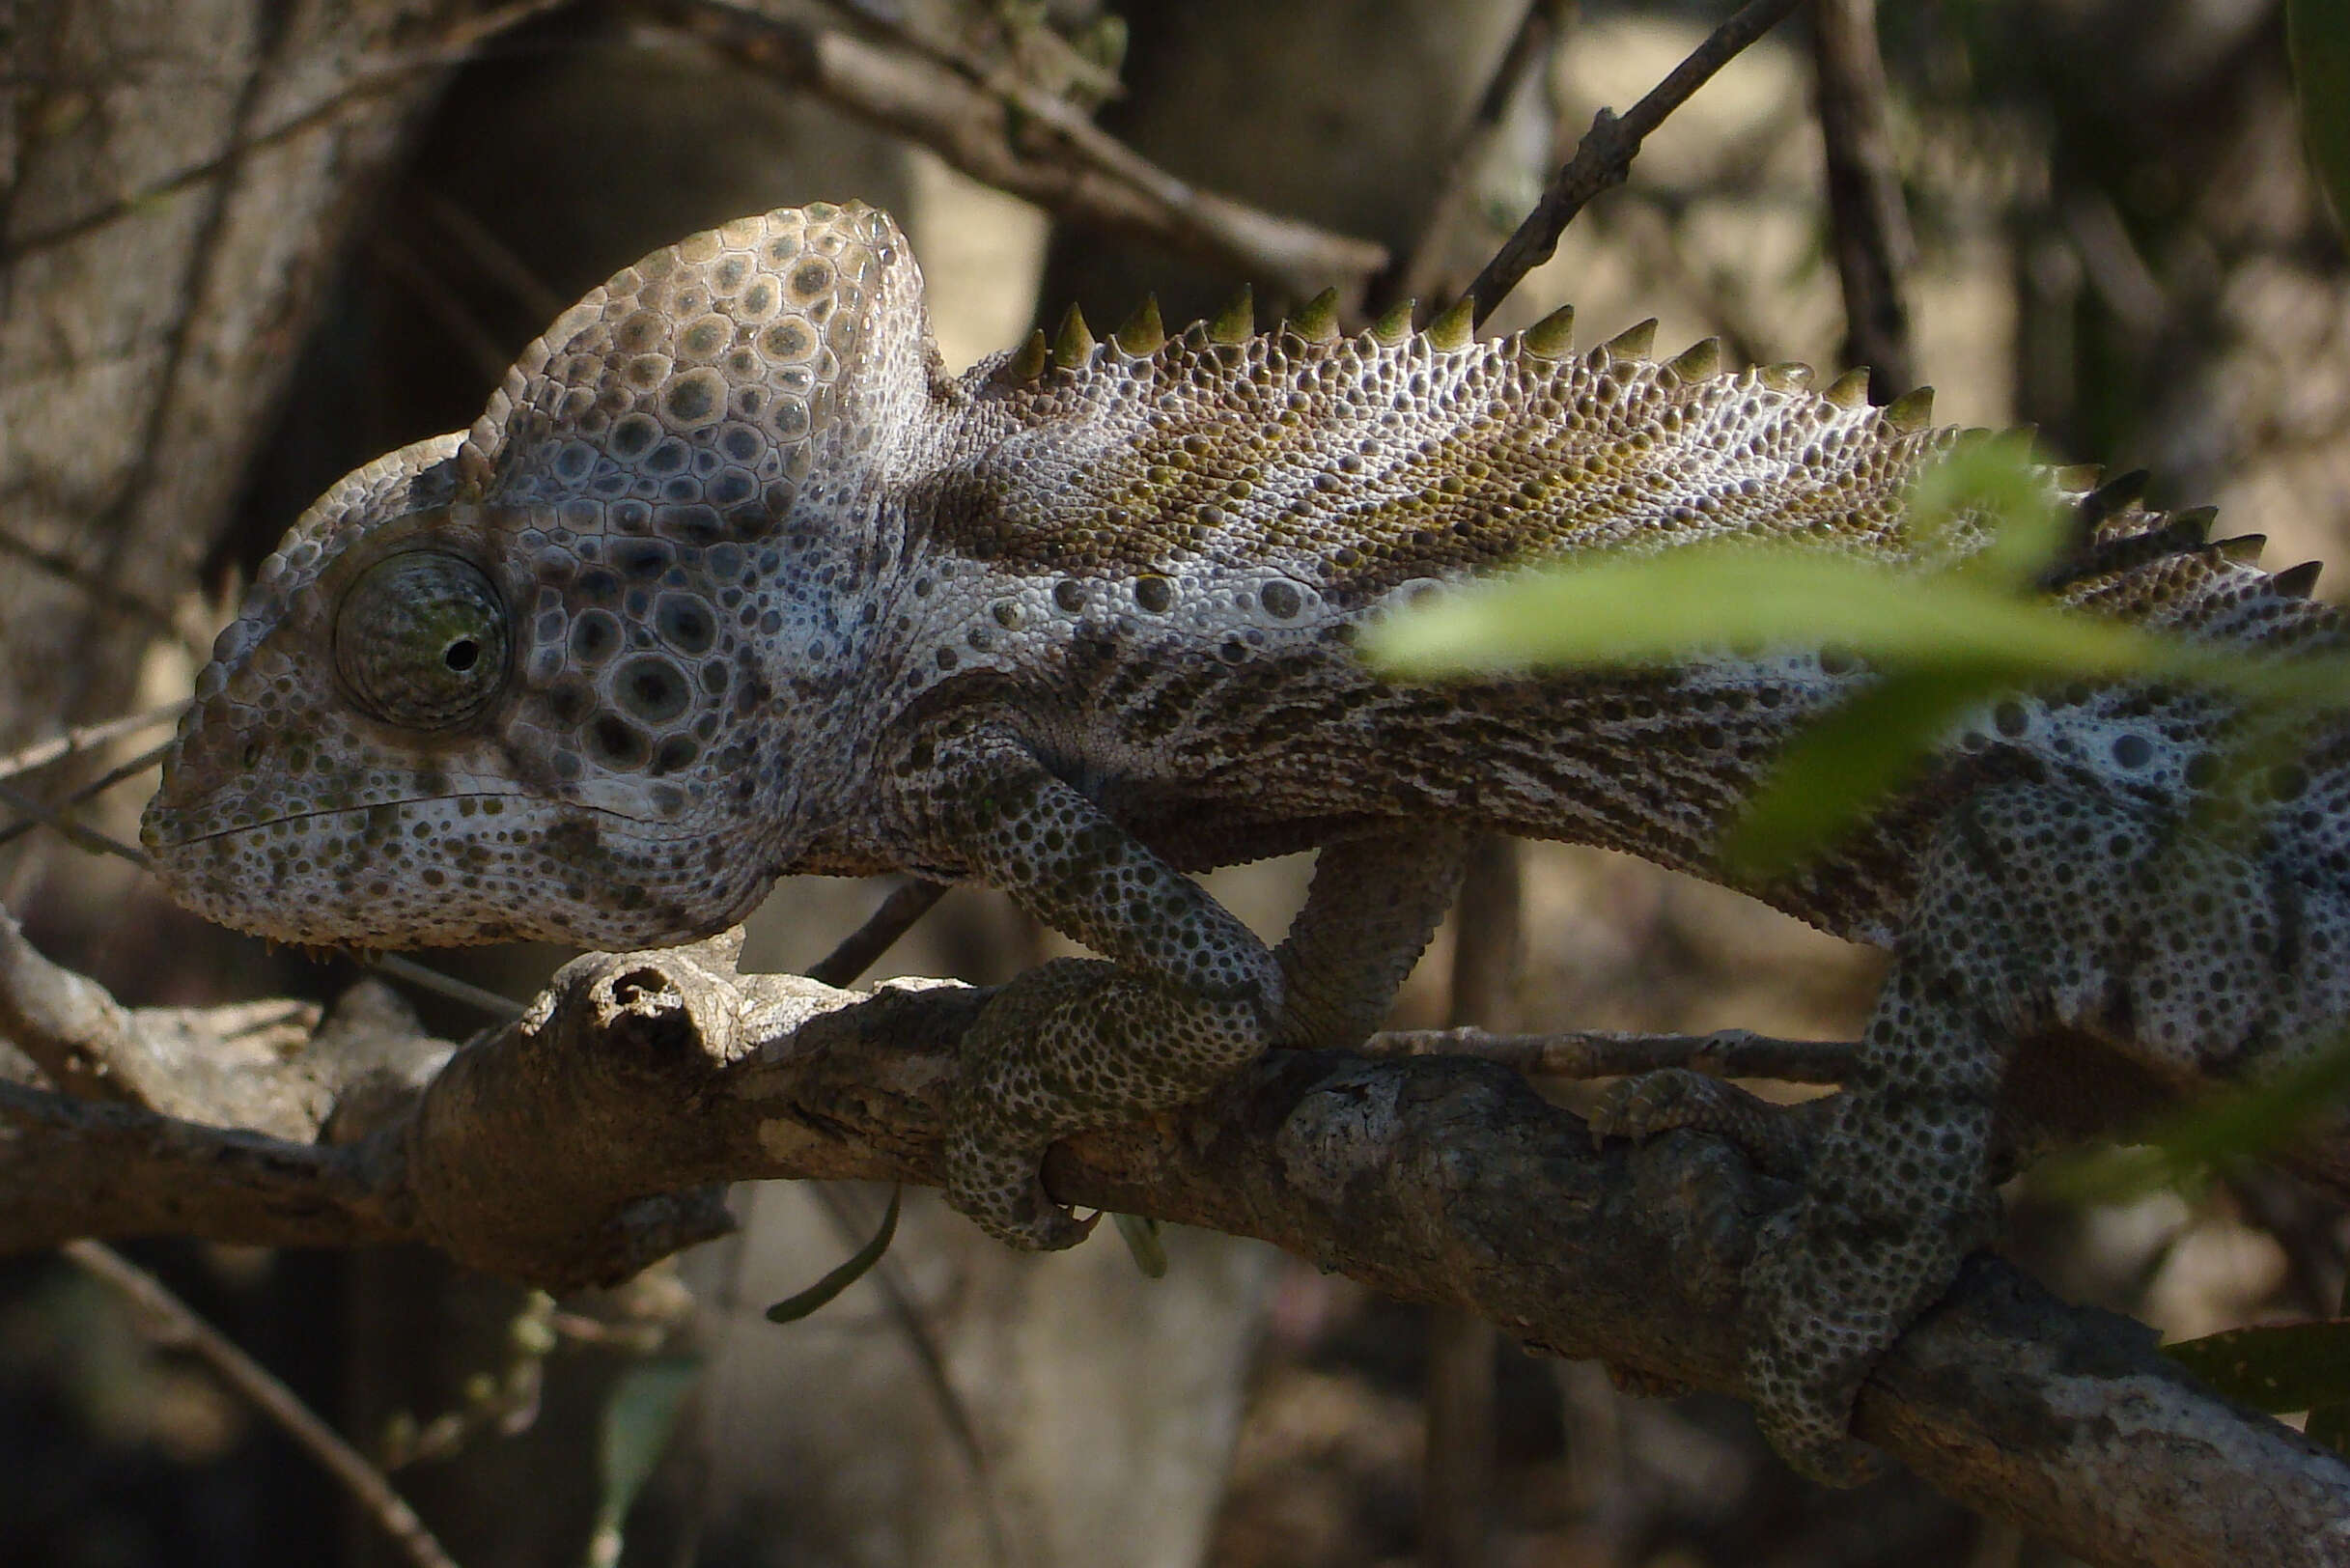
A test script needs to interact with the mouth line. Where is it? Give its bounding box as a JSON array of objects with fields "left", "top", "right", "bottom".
[{"left": 148, "top": 793, "right": 669, "bottom": 850}]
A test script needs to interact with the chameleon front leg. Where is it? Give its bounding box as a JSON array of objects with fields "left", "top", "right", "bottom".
[
  {"left": 1739, "top": 959, "right": 2008, "bottom": 1481},
  {"left": 921, "top": 726, "right": 1289, "bottom": 1248}
]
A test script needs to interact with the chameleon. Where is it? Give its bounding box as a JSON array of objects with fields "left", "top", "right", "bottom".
[{"left": 140, "top": 200, "right": 2350, "bottom": 1481}]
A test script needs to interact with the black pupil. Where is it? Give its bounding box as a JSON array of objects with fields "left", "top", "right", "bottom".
[{"left": 444, "top": 638, "right": 480, "bottom": 673}]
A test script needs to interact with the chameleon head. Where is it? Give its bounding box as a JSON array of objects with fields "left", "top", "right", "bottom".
[{"left": 142, "top": 202, "right": 939, "bottom": 948}]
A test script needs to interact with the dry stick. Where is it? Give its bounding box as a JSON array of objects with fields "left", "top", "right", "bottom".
[
  {"left": 1457, "top": 0, "right": 1808, "bottom": 327},
  {"left": 0, "top": 738, "right": 178, "bottom": 854},
  {"left": 657, "top": 0, "right": 1389, "bottom": 299},
  {"left": 807, "top": 1185, "right": 1016, "bottom": 1568},
  {"left": 414, "top": 187, "right": 572, "bottom": 323},
  {"left": 1392, "top": 0, "right": 1576, "bottom": 311},
  {"left": 1809, "top": 0, "right": 1916, "bottom": 398},
  {"left": 0, "top": 780, "right": 150, "bottom": 869},
  {"left": 804, "top": 879, "right": 951, "bottom": 987},
  {"left": 61, "top": 1240, "right": 462, "bottom": 1568},
  {"left": 367, "top": 954, "right": 527, "bottom": 1022},
  {"left": 1422, "top": 837, "right": 1520, "bottom": 1568},
  {"left": 0, "top": 701, "right": 187, "bottom": 785},
  {"left": 1362, "top": 1025, "right": 1858, "bottom": 1083},
  {"left": 0, "top": 524, "right": 195, "bottom": 648}
]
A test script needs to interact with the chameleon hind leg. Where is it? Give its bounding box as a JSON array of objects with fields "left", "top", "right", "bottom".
[
  {"left": 1273, "top": 827, "right": 1469, "bottom": 1050},
  {"left": 1599, "top": 776, "right": 2335, "bottom": 1482}
]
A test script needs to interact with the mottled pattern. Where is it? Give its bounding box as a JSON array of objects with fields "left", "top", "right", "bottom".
[{"left": 143, "top": 203, "right": 2350, "bottom": 1482}]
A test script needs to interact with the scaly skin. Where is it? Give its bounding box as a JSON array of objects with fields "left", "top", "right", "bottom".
[{"left": 142, "top": 203, "right": 2350, "bottom": 1480}]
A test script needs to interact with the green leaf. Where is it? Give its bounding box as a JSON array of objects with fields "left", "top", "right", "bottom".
[
  {"left": 2307, "top": 1403, "right": 2350, "bottom": 1458},
  {"left": 765, "top": 1185, "right": 902, "bottom": 1323},
  {"left": 587, "top": 1353, "right": 704, "bottom": 1568},
  {"left": 1721, "top": 665, "right": 2011, "bottom": 877},
  {"left": 2041, "top": 1029, "right": 2350, "bottom": 1201},
  {"left": 2164, "top": 1320, "right": 2350, "bottom": 1414},
  {"left": 2290, "top": 0, "right": 2350, "bottom": 237},
  {"left": 1368, "top": 546, "right": 2350, "bottom": 712},
  {"left": 1110, "top": 1211, "right": 1169, "bottom": 1278},
  {"left": 1367, "top": 548, "right": 2137, "bottom": 684},
  {"left": 1906, "top": 439, "right": 2068, "bottom": 588}
]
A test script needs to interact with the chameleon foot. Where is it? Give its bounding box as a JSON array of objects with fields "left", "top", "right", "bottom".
[
  {"left": 1587, "top": 1068, "right": 1818, "bottom": 1178},
  {"left": 943, "top": 1124, "right": 1102, "bottom": 1250}
]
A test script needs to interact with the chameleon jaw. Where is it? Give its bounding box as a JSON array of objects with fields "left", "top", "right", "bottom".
[{"left": 141, "top": 792, "right": 773, "bottom": 951}]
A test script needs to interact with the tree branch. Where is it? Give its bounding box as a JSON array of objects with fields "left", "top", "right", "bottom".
[
  {"left": 651, "top": 0, "right": 1390, "bottom": 301},
  {"left": 1459, "top": 0, "right": 1807, "bottom": 326},
  {"left": 5, "top": 928, "right": 2345, "bottom": 1567}
]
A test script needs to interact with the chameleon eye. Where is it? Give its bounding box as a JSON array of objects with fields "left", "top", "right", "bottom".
[{"left": 333, "top": 551, "right": 510, "bottom": 729}]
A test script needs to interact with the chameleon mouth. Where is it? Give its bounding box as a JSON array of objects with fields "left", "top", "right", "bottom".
[{"left": 140, "top": 792, "right": 673, "bottom": 852}]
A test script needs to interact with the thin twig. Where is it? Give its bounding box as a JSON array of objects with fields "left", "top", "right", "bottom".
[
  {"left": 1360, "top": 1024, "right": 1858, "bottom": 1083},
  {"left": 654, "top": 1, "right": 1389, "bottom": 299},
  {"left": 61, "top": 1240, "right": 462, "bottom": 1568},
  {"left": 0, "top": 780, "right": 150, "bottom": 868},
  {"left": 0, "top": 522, "right": 193, "bottom": 644},
  {"left": 1810, "top": 0, "right": 1915, "bottom": 396},
  {"left": 1392, "top": 0, "right": 1575, "bottom": 311},
  {"left": 413, "top": 187, "right": 571, "bottom": 323},
  {"left": 808, "top": 1185, "right": 1015, "bottom": 1568},
  {"left": 0, "top": 701, "right": 187, "bottom": 785},
  {"left": 1458, "top": 0, "right": 1807, "bottom": 326},
  {"left": 364, "top": 228, "right": 520, "bottom": 388},
  {"left": 1423, "top": 836, "right": 1520, "bottom": 1568},
  {"left": 367, "top": 954, "right": 527, "bottom": 1022},
  {"left": 804, "top": 879, "right": 950, "bottom": 988},
  {"left": 0, "top": 737, "right": 177, "bottom": 854}
]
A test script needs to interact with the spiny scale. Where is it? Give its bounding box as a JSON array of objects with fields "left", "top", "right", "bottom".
[
  {"left": 1114, "top": 295, "right": 1165, "bottom": 355},
  {"left": 1601, "top": 318, "right": 1658, "bottom": 361},
  {"left": 1290, "top": 288, "right": 1341, "bottom": 343},
  {"left": 1052, "top": 303, "right": 1095, "bottom": 368}
]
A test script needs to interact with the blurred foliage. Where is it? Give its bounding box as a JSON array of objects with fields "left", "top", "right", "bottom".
[
  {"left": 588, "top": 1353, "right": 704, "bottom": 1568},
  {"left": 2290, "top": 0, "right": 2350, "bottom": 234},
  {"left": 2163, "top": 1320, "right": 2350, "bottom": 1455},
  {"left": 1369, "top": 440, "right": 2349, "bottom": 874}
]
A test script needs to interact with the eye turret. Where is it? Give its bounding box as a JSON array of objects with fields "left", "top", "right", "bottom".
[{"left": 334, "top": 551, "right": 511, "bottom": 729}]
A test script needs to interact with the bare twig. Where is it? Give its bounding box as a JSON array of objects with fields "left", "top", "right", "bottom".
[
  {"left": 804, "top": 878, "right": 951, "bottom": 987},
  {"left": 0, "top": 521, "right": 193, "bottom": 644},
  {"left": 412, "top": 187, "right": 572, "bottom": 323},
  {"left": 62, "top": 1240, "right": 462, "bottom": 1568},
  {"left": 808, "top": 1185, "right": 1015, "bottom": 1568},
  {"left": 0, "top": 780, "right": 151, "bottom": 868},
  {"left": 0, "top": 738, "right": 177, "bottom": 853},
  {"left": 0, "top": 701, "right": 186, "bottom": 785},
  {"left": 1392, "top": 0, "right": 1575, "bottom": 311},
  {"left": 1458, "top": 0, "right": 1807, "bottom": 326},
  {"left": 1810, "top": 0, "right": 1916, "bottom": 396},
  {"left": 367, "top": 954, "right": 528, "bottom": 1022},
  {"left": 1363, "top": 1023, "right": 1859, "bottom": 1083},
  {"left": 652, "top": 1, "right": 1390, "bottom": 300}
]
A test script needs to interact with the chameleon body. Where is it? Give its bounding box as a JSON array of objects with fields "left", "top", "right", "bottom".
[{"left": 142, "top": 203, "right": 2350, "bottom": 1479}]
